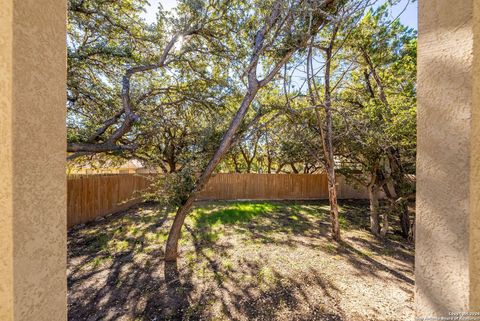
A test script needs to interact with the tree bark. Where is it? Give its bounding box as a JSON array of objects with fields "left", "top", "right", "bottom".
[
  {"left": 164, "top": 87, "right": 259, "bottom": 261},
  {"left": 323, "top": 49, "right": 341, "bottom": 241},
  {"left": 275, "top": 163, "right": 285, "bottom": 173},
  {"left": 382, "top": 148, "right": 411, "bottom": 239},
  {"left": 290, "top": 163, "right": 299, "bottom": 174},
  {"left": 397, "top": 198, "right": 410, "bottom": 238},
  {"left": 267, "top": 158, "right": 272, "bottom": 173},
  {"left": 327, "top": 168, "right": 341, "bottom": 240},
  {"left": 369, "top": 182, "right": 380, "bottom": 235},
  {"left": 408, "top": 217, "right": 415, "bottom": 242},
  {"left": 232, "top": 154, "right": 241, "bottom": 173},
  {"left": 380, "top": 206, "right": 389, "bottom": 237}
]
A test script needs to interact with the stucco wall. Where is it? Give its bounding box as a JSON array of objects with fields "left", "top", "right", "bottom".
[
  {"left": 417, "top": 0, "right": 479, "bottom": 316},
  {"left": 471, "top": 0, "right": 480, "bottom": 311},
  {"left": 0, "top": 0, "right": 67, "bottom": 320}
]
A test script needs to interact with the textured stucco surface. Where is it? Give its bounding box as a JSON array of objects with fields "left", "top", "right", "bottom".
[
  {"left": 471, "top": 0, "right": 480, "bottom": 311},
  {"left": 0, "top": 0, "right": 67, "bottom": 320},
  {"left": 417, "top": 0, "right": 479, "bottom": 316}
]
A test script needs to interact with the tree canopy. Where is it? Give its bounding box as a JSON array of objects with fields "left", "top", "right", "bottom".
[{"left": 67, "top": 0, "right": 417, "bottom": 255}]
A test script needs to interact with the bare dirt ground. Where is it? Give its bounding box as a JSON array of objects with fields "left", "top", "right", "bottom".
[{"left": 68, "top": 200, "right": 414, "bottom": 321}]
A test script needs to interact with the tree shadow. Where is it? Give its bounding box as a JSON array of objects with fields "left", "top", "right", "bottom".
[
  {"left": 68, "top": 204, "right": 176, "bottom": 320},
  {"left": 142, "top": 260, "right": 195, "bottom": 320},
  {"left": 68, "top": 200, "right": 414, "bottom": 320},
  {"left": 174, "top": 223, "right": 348, "bottom": 321},
  {"left": 335, "top": 240, "right": 414, "bottom": 286}
]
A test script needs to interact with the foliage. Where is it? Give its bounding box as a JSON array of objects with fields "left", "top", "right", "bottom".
[
  {"left": 67, "top": 0, "right": 417, "bottom": 227},
  {"left": 335, "top": 5, "right": 417, "bottom": 193},
  {"left": 145, "top": 165, "right": 198, "bottom": 207}
]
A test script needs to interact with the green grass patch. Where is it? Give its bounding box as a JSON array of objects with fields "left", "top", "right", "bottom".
[
  {"left": 323, "top": 243, "right": 337, "bottom": 254},
  {"left": 338, "top": 215, "right": 351, "bottom": 230},
  {"left": 86, "top": 256, "right": 111, "bottom": 269},
  {"left": 88, "top": 233, "right": 109, "bottom": 251},
  {"left": 222, "top": 259, "right": 234, "bottom": 271},
  {"left": 258, "top": 266, "right": 276, "bottom": 286},
  {"left": 288, "top": 214, "right": 299, "bottom": 221},
  {"left": 193, "top": 202, "right": 275, "bottom": 227},
  {"left": 108, "top": 239, "right": 130, "bottom": 253}
]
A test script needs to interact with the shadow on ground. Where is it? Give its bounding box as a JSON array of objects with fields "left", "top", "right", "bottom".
[{"left": 67, "top": 200, "right": 414, "bottom": 321}]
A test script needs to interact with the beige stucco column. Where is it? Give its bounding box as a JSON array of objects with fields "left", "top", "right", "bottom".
[
  {"left": 0, "top": 0, "right": 67, "bottom": 320},
  {"left": 417, "top": 0, "right": 480, "bottom": 317}
]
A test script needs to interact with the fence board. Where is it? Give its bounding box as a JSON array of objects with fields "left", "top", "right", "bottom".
[{"left": 67, "top": 173, "right": 373, "bottom": 228}]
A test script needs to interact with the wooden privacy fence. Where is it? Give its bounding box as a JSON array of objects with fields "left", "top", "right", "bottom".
[
  {"left": 199, "top": 173, "right": 328, "bottom": 200},
  {"left": 67, "top": 174, "right": 151, "bottom": 228},
  {"left": 67, "top": 173, "right": 372, "bottom": 228},
  {"left": 197, "top": 173, "right": 371, "bottom": 200}
]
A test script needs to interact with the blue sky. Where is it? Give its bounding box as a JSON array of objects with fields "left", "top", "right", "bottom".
[
  {"left": 141, "top": 0, "right": 176, "bottom": 22},
  {"left": 381, "top": 0, "right": 417, "bottom": 30},
  {"left": 141, "top": 0, "right": 418, "bottom": 29}
]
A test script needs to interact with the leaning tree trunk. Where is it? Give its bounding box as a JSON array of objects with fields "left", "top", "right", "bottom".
[
  {"left": 369, "top": 182, "right": 380, "bottom": 236},
  {"left": 164, "top": 87, "right": 259, "bottom": 261},
  {"left": 164, "top": 13, "right": 273, "bottom": 261}
]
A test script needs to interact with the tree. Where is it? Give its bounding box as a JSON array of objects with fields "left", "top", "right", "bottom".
[
  {"left": 277, "top": 0, "right": 374, "bottom": 241},
  {"left": 336, "top": 5, "right": 416, "bottom": 237},
  {"left": 305, "top": 22, "right": 342, "bottom": 241},
  {"left": 67, "top": 0, "right": 232, "bottom": 159},
  {"left": 164, "top": 0, "right": 341, "bottom": 261}
]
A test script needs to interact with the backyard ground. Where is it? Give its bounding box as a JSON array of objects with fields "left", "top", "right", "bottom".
[{"left": 67, "top": 200, "right": 414, "bottom": 321}]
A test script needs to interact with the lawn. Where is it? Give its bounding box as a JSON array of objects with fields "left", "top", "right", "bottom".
[{"left": 67, "top": 201, "right": 414, "bottom": 321}]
